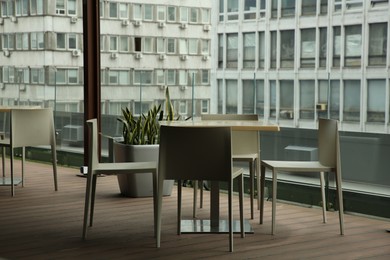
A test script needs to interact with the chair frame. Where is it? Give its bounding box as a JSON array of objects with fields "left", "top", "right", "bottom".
[
  {"left": 260, "top": 118, "right": 344, "bottom": 235},
  {"left": 82, "top": 119, "right": 158, "bottom": 239}
]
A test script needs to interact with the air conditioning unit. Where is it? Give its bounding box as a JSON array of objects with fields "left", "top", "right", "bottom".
[
  {"left": 159, "top": 85, "right": 167, "bottom": 90},
  {"left": 10, "top": 16, "right": 17, "bottom": 23},
  {"left": 180, "top": 23, "right": 188, "bottom": 29},
  {"left": 122, "top": 19, "right": 129, "bottom": 26},
  {"left": 72, "top": 49, "right": 81, "bottom": 57},
  {"left": 134, "top": 53, "right": 142, "bottom": 59},
  {"left": 19, "top": 84, "right": 26, "bottom": 91},
  {"left": 203, "top": 24, "right": 211, "bottom": 31},
  {"left": 110, "top": 52, "right": 118, "bottom": 59},
  {"left": 202, "top": 55, "right": 209, "bottom": 61},
  {"left": 180, "top": 55, "right": 188, "bottom": 61},
  {"left": 0, "top": 83, "right": 4, "bottom": 90},
  {"left": 158, "top": 22, "right": 165, "bottom": 28},
  {"left": 316, "top": 103, "right": 327, "bottom": 111},
  {"left": 133, "top": 20, "right": 142, "bottom": 27},
  {"left": 62, "top": 125, "right": 84, "bottom": 146},
  {"left": 0, "top": 18, "right": 3, "bottom": 25},
  {"left": 159, "top": 54, "right": 166, "bottom": 60},
  {"left": 70, "top": 16, "right": 78, "bottom": 23},
  {"left": 3, "top": 50, "right": 10, "bottom": 57},
  {"left": 180, "top": 86, "right": 187, "bottom": 91}
]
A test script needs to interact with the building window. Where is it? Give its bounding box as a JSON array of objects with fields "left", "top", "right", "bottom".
[
  {"left": 269, "top": 80, "right": 276, "bottom": 118},
  {"left": 56, "top": 69, "right": 78, "bottom": 85},
  {"left": 333, "top": 26, "right": 341, "bottom": 68},
  {"left": 56, "top": 0, "right": 66, "bottom": 15},
  {"left": 300, "top": 80, "right": 315, "bottom": 119},
  {"left": 259, "top": 32, "right": 265, "bottom": 68},
  {"left": 219, "top": 0, "right": 224, "bottom": 22},
  {"left": 218, "top": 79, "right": 223, "bottom": 113},
  {"left": 270, "top": 31, "right": 277, "bottom": 68},
  {"left": 226, "top": 80, "right": 238, "bottom": 114},
  {"left": 179, "top": 39, "right": 188, "bottom": 55},
  {"left": 118, "top": 71, "right": 129, "bottom": 85},
  {"left": 119, "top": 3, "right": 128, "bottom": 19},
  {"left": 281, "top": 0, "right": 295, "bottom": 17},
  {"left": 259, "top": 0, "right": 266, "bottom": 18},
  {"left": 280, "top": 80, "right": 294, "bottom": 120},
  {"left": 156, "top": 70, "right": 165, "bottom": 85},
  {"left": 243, "top": 32, "right": 256, "bottom": 69},
  {"left": 68, "top": 34, "right": 77, "bottom": 49},
  {"left": 68, "top": 69, "right": 78, "bottom": 84},
  {"left": 367, "top": 79, "right": 386, "bottom": 123},
  {"left": 243, "top": 80, "right": 255, "bottom": 114},
  {"left": 218, "top": 34, "right": 223, "bottom": 68},
  {"left": 188, "top": 39, "right": 198, "bottom": 55},
  {"left": 190, "top": 8, "right": 198, "bottom": 23},
  {"left": 301, "top": 29, "right": 316, "bottom": 68},
  {"left": 134, "top": 70, "right": 152, "bottom": 85},
  {"left": 99, "top": 0, "right": 104, "bottom": 18},
  {"left": 119, "top": 36, "right": 129, "bottom": 52},
  {"left": 30, "top": 0, "right": 43, "bottom": 15},
  {"left": 109, "top": 36, "right": 118, "bottom": 52},
  {"left": 201, "top": 70, "right": 209, "bottom": 84},
  {"left": 344, "top": 80, "right": 360, "bottom": 122},
  {"left": 31, "top": 68, "right": 44, "bottom": 84},
  {"left": 201, "top": 100, "right": 209, "bottom": 114},
  {"left": 167, "top": 38, "right": 175, "bottom": 54},
  {"left": 2, "top": 34, "right": 14, "bottom": 50},
  {"left": 319, "top": 28, "right": 327, "bottom": 67},
  {"left": 244, "top": 0, "right": 257, "bottom": 20},
  {"left": 334, "top": 0, "right": 342, "bottom": 12},
  {"left": 56, "top": 33, "right": 66, "bottom": 49},
  {"left": 201, "top": 8, "right": 210, "bottom": 23},
  {"left": 15, "top": 0, "right": 28, "bottom": 16},
  {"left": 157, "top": 6, "right": 165, "bottom": 21},
  {"left": 178, "top": 70, "right": 187, "bottom": 85},
  {"left": 345, "top": 25, "right": 362, "bottom": 67},
  {"left": 67, "top": 0, "right": 76, "bottom": 16},
  {"left": 144, "top": 4, "right": 153, "bottom": 21},
  {"left": 133, "top": 4, "right": 142, "bottom": 20},
  {"left": 179, "top": 101, "right": 188, "bottom": 115},
  {"left": 167, "top": 6, "right": 176, "bottom": 22},
  {"left": 302, "top": 0, "right": 316, "bottom": 15},
  {"left": 280, "top": 30, "right": 295, "bottom": 68},
  {"left": 31, "top": 32, "right": 44, "bottom": 50},
  {"left": 345, "top": 0, "right": 363, "bottom": 9},
  {"left": 109, "top": 2, "right": 118, "bottom": 18},
  {"left": 156, "top": 38, "right": 165, "bottom": 53},
  {"left": 368, "top": 23, "right": 387, "bottom": 66},
  {"left": 134, "top": 37, "right": 141, "bottom": 52},
  {"left": 330, "top": 80, "right": 340, "bottom": 119},
  {"left": 227, "top": 0, "right": 239, "bottom": 20},
  {"left": 271, "top": 0, "right": 278, "bottom": 18},
  {"left": 226, "top": 33, "right": 238, "bottom": 68},
  {"left": 201, "top": 39, "right": 209, "bottom": 55},
  {"left": 144, "top": 37, "right": 153, "bottom": 53},
  {"left": 256, "top": 80, "right": 265, "bottom": 116},
  {"left": 180, "top": 7, "right": 188, "bottom": 23},
  {"left": 167, "top": 70, "right": 175, "bottom": 85},
  {"left": 320, "top": 0, "right": 328, "bottom": 14}
]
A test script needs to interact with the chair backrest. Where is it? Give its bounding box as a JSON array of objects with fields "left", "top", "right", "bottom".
[
  {"left": 318, "top": 118, "right": 340, "bottom": 168},
  {"left": 10, "top": 108, "right": 56, "bottom": 148},
  {"left": 158, "top": 125, "right": 232, "bottom": 181},
  {"left": 201, "top": 114, "right": 259, "bottom": 155},
  {"left": 86, "top": 119, "right": 99, "bottom": 171}
]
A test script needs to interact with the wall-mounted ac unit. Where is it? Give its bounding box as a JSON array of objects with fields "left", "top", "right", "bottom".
[
  {"left": 19, "top": 84, "right": 26, "bottom": 91},
  {"left": 122, "top": 19, "right": 129, "bottom": 26},
  {"left": 158, "top": 22, "right": 165, "bottom": 28},
  {"left": 203, "top": 25, "right": 211, "bottom": 31},
  {"left": 72, "top": 49, "right": 81, "bottom": 57},
  {"left": 70, "top": 16, "right": 78, "bottom": 23},
  {"left": 180, "top": 86, "right": 187, "bottom": 91},
  {"left": 135, "top": 53, "right": 142, "bottom": 59},
  {"left": 202, "top": 55, "right": 209, "bottom": 61},
  {"left": 0, "top": 18, "right": 3, "bottom": 25},
  {"left": 180, "top": 23, "right": 188, "bottom": 29},
  {"left": 180, "top": 55, "right": 188, "bottom": 61},
  {"left": 159, "top": 85, "right": 167, "bottom": 90},
  {"left": 0, "top": 83, "right": 4, "bottom": 90},
  {"left": 3, "top": 50, "right": 10, "bottom": 57},
  {"left": 159, "top": 54, "right": 166, "bottom": 60},
  {"left": 133, "top": 20, "right": 142, "bottom": 26},
  {"left": 10, "top": 16, "right": 17, "bottom": 23},
  {"left": 316, "top": 103, "right": 327, "bottom": 111},
  {"left": 110, "top": 52, "right": 118, "bottom": 59}
]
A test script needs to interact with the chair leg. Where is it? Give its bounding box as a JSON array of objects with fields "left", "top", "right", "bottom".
[
  {"left": 156, "top": 176, "right": 165, "bottom": 248},
  {"left": 10, "top": 148, "right": 15, "bottom": 196},
  {"left": 21, "top": 147, "right": 25, "bottom": 187},
  {"left": 89, "top": 174, "right": 98, "bottom": 227},
  {"left": 259, "top": 164, "right": 266, "bottom": 224},
  {"left": 271, "top": 169, "right": 277, "bottom": 235},
  {"left": 51, "top": 144, "right": 58, "bottom": 191},
  {"left": 1, "top": 146, "right": 5, "bottom": 178},
  {"left": 335, "top": 170, "right": 345, "bottom": 235},
  {"left": 238, "top": 174, "right": 245, "bottom": 238},
  {"left": 200, "top": 180, "right": 203, "bottom": 208},
  {"left": 177, "top": 180, "right": 182, "bottom": 235},
  {"left": 228, "top": 180, "right": 233, "bottom": 252},
  {"left": 152, "top": 171, "right": 158, "bottom": 238},
  {"left": 82, "top": 171, "right": 94, "bottom": 239},
  {"left": 319, "top": 172, "right": 327, "bottom": 223},
  {"left": 193, "top": 180, "right": 198, "bottom": 218},
  {"left": 249, "top": 161, "right": 254, "bottom": 219}
]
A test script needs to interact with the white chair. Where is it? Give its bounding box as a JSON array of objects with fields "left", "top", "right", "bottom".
[
  {"left": 156, "top": 125, "right": 245, "bottom": 252},
  {"left": 260, "top": 118, "right": 344, "bottom": 235},
  {"left": 1, "top": 108, "right": 58, "bottom": 196},
  {"left": 198, "top": 114, "right": 260, "bottom": 219},
  {"left": 82, "top": 118, "right": 158, "bottom": 239}
]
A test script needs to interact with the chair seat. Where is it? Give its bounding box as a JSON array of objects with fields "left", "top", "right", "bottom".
[
  {"left": 95, "top": 162, "right": 157, "bottom": 175},
  {"left": 233, "top": 153, "right": 258, "bottom": 161},
  {"left": 232, "top": 167, "right": 244, "bottom": 179},
  {"left": 261, "top": 160, "right": 332, "bottom": 172}
]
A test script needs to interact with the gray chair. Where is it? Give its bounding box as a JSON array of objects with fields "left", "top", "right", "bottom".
[
  {"left": 198, "top": 114, "right": 260, "bottom": 219},
  {"left": 156, "top": 125, "right": 245, "bottom": 252},
  {"left": 260, "top": 118, "right": 344, "bottom": 235},
  {"left": 82, "top": 118, "right": 158, "bottom": 239},
  {"left": 1, "top": 108, "right": 58, "bottom": 196}
]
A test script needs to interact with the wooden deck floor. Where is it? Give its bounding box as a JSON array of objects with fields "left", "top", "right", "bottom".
[{"left": 0, "top": 160, "right": 389, "bottom": 259}]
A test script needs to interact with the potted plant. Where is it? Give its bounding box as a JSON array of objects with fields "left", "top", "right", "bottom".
[{"left": 114, "top": 88, "right": 175, "bottom": 197}]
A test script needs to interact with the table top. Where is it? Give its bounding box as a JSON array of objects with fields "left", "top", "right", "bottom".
[
  {"left": 0, "top": 106, "right": 41, "bottom": 112},
  {"left": 160, "top": 120, "right": 280, "bottom": 132}
]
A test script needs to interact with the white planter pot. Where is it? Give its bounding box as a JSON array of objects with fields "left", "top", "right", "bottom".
[{"left": 113, "top": 142, "right": 174, "bottom": 197}]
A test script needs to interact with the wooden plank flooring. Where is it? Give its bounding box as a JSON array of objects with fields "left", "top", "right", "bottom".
[{"left": 0, "top": 160, "right": 389, "bottom": 259}]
